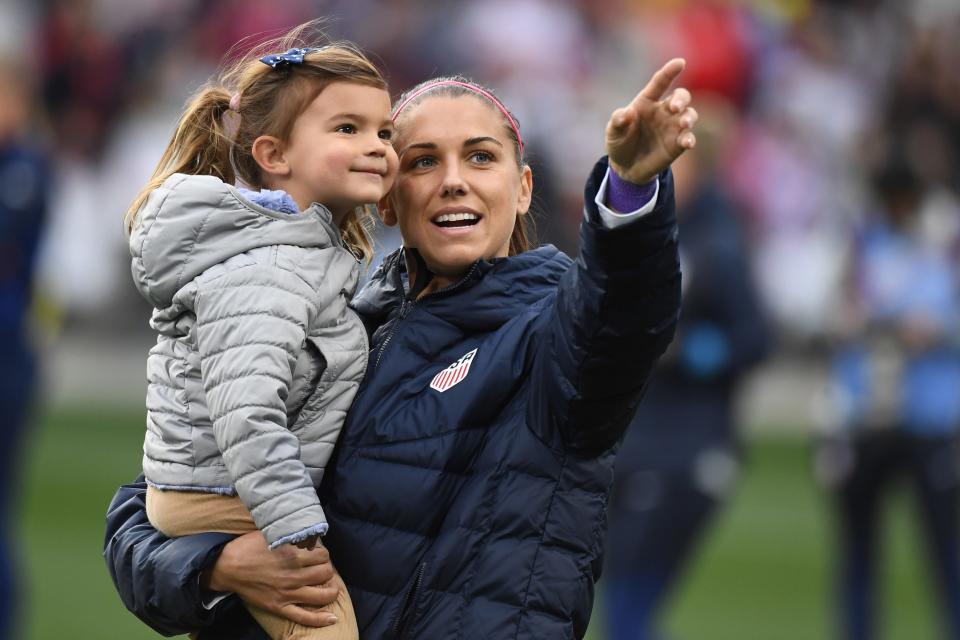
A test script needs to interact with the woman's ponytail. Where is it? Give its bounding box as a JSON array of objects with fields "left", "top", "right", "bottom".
[{"left": 508, "top": 216, "right": 534, "bottom": 256}]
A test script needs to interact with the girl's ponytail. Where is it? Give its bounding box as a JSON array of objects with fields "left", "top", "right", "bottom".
[{"left": 125, "top": 86, "right": 234, "bottom": 232}]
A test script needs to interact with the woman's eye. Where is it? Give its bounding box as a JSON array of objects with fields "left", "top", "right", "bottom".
[
  {"left": 411, "top": 156, "right": 436, "bottom": 169},
  {"left": 335, "top": 124, "right": 357, "bottom": 134},
  {"left": 470, "top": 151, "right": 494, "bottom": 163},
  {"left": 378, "top": 129, "right": 393, "bottom": 141}
]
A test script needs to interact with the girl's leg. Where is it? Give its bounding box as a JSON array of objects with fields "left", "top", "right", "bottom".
[{"left": 146, "top": 487, "right": 258, "bottom": 537}]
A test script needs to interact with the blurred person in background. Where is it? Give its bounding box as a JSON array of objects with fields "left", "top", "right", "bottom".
[
  {"left": 604, "top": 99, "right": 770, "bottom": 640},
  {"left": 0, "top": 58, "right": 51, "bottom": 639},
  {"left": 727, "top": 2, "right": 872, "bottom": 344},
  {"left": 816, "top": 157, "right": 960, "bottom": 640}
]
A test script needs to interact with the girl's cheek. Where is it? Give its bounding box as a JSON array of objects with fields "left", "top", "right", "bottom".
[{"left": 382, "top": 175, "right": 397, "bottom": 196}]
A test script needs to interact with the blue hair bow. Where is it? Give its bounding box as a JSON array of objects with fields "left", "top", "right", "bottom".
[{"left": 259, "top": 47, "right": 319, "bottom": 69}]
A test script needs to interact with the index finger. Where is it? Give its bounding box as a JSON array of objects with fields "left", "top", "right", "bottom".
[{"left": 635, "top": 58, "right": 686, "bottom": 104}]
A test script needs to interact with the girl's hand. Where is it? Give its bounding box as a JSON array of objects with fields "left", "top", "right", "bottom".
[
  {"left": 295, "top": 534, "right": 320, "bottom": 551},
  {"left": 202, "top": 530, "right": 340, "bottom": 627},
  {"left": 605, "top": 58, "right": 698, "bottom": 184}
]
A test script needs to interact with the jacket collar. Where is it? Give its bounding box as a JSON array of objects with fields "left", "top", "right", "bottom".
[
  {"left": 352, "top": 245, "right": 572, "bottom": 333},
  {"left": 130, "top": 173, "right": 344, "bottom": 309}
]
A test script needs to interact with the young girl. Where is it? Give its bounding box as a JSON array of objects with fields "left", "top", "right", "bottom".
[{"left": 125, "top": 28, "right": 397, "bottom": 640}]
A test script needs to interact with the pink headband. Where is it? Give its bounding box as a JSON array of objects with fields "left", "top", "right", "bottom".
[{"left": 391, "top": 80, "right": 524, "bottom": 156}]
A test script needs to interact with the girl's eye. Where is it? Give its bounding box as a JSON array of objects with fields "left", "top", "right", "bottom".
[
  {"left": 411, "top": 156, "right": 436, "bottom": 169},
  {"left": 379, "top": 129, "right": 393, "bottom": 141},
  {"left": 470, "top": 150, "right": 494, "bottom": 163},
  {"left": 335, "top": 124, "right": 357, "bottom": 134}
]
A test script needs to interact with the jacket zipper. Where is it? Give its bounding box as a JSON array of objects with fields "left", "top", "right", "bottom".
[
  {"left": 373, "top": 297, "right": 410, "bottom": 371},
  {"left": 373, "top": 261, "right": 482, "bottom": 371},
  {"left": 393, "top": 561, "right": 427, "bottom": 638}
]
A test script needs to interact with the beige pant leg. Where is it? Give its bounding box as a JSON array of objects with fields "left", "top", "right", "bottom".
[
  {"left": 146, "top": 487, "right": 359, "bottom": 640},
  {"left": 247, "top": 572, "right": 358, "bottom": 640},
  {"left": 146, "top": 486, "right": 257, "bottom": 536}
]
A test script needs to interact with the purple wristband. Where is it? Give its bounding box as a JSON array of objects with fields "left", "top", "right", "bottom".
[{"left": 606, "top": 169, "right": 657, "bottom": 213}]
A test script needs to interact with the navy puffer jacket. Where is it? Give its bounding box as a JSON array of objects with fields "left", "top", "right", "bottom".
[{"left": 104, "top": 158, "right": 681, "bottom": 639}]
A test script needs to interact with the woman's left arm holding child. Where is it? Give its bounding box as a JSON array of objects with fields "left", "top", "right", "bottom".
[{"left": 104, "top": 480, "right": 339, "bottom": 637}]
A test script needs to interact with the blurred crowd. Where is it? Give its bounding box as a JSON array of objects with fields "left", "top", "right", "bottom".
[
  {"left": 3, "top": 0, "right": 960, "bottom": 638},
  {"left": 0, "top": 0, "right": 957, "bottom": 339}
]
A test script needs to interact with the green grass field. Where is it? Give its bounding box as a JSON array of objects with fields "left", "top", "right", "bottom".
[{"left": 15, "top": 407, "right": 943, "bottom": 639}]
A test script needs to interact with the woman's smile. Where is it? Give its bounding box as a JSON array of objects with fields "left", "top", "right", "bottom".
[{"left": 430, "top": 206, "right": 483, "bottom": 235}]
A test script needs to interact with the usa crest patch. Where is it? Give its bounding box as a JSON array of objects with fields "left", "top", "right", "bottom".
[{"left": 429, "top": 348, "right": 478, "bottom": 393}]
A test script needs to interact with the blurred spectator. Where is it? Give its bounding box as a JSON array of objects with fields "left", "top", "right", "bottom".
[
  {"left": 38, "top": 0, "right": 126, "bottom": 160},
  {"left": 0, "top": 57, "right": 51, "bottom": 639},
  {"left": 604, "top": 101, "right": 770, "bottom": 640},
  {"left": 639, "top": 0, "right": 757, "bottom": 108},
  {"left": 727, "top": 3, "right": 875, "bottom": 342},
  {"left": 816, "top": 158, "right": 960, "bottom": 640}
]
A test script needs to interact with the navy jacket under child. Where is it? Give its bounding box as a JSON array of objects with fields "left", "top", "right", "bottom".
[{"left": 104, "top": 158, "right": 681, "bottom": 640}]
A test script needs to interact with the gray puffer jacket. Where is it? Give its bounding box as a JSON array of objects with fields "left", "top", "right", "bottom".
[{"left": 130, "top": 173, "right": 368, "bottom": 549}]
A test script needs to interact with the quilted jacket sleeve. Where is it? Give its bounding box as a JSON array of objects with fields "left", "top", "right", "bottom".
[
  {"left": 528, "top": 157, "right": 681, "bottom": 454},
  {"left": 102, "top": 478, "right": 263, "bottom": 637},
  {"left": 194, "top": 263, "right": 327, "bottom": 549}
]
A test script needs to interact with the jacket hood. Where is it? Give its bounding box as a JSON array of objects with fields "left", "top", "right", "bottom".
[
  {"left": 130, "top": 173, "right": 342, "bottom": 308},
  {"left": 352, "top": 245, "right": 572, "bottom": 332}
]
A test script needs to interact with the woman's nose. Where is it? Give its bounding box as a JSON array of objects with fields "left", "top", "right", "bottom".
[{"left": 441, "top": 164, "right": 467, "bottom": 197}]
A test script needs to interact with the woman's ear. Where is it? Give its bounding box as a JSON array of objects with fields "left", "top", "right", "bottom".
[
  {"left": 251, "top": 135, "right": 290, "bottom": 178},
  {"left": 377, "top": 194, "right": 398, "bottom": 226},
  {"left": 516, "top": 164, "right": 533, "bottom": 216}
]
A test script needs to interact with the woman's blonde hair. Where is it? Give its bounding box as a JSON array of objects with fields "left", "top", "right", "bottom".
[{"left": 126, "top": 21, "right": 386, "bottom": 261}]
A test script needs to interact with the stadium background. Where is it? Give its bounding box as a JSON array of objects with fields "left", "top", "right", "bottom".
[{"left": 4, "top": 0, "right": 959, "bottom": 637}]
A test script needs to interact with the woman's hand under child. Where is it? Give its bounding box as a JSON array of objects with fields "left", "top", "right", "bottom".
[
  {"left": 202, "top": 529, "right": 341, "bottom": 627},
  {"left": 605, "top": 57, "right": 698, "bottom": 185}
]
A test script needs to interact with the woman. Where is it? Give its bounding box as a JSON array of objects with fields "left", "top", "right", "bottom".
[{"left": 105, "top": 59, "right": 697, "bottom": 639}]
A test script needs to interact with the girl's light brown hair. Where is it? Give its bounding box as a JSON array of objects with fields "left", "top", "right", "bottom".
[
  {"left": 391, "top": 75, "right": 536, "bottom": 256},
  {"left": 126, "top": 21, "right": 386, "bottom": 261}
]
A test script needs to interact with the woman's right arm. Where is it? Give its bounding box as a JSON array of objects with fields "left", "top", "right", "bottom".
[
  {"left": 104, "top": 479, "right": 340, "bottom": 636},
  {"left": 527, "top": 60, "right": 694, "bottom": 455}
]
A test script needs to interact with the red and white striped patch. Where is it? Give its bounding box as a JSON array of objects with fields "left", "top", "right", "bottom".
[{"left": 429, "top": 348, "right": 478, "bottom": 393}]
